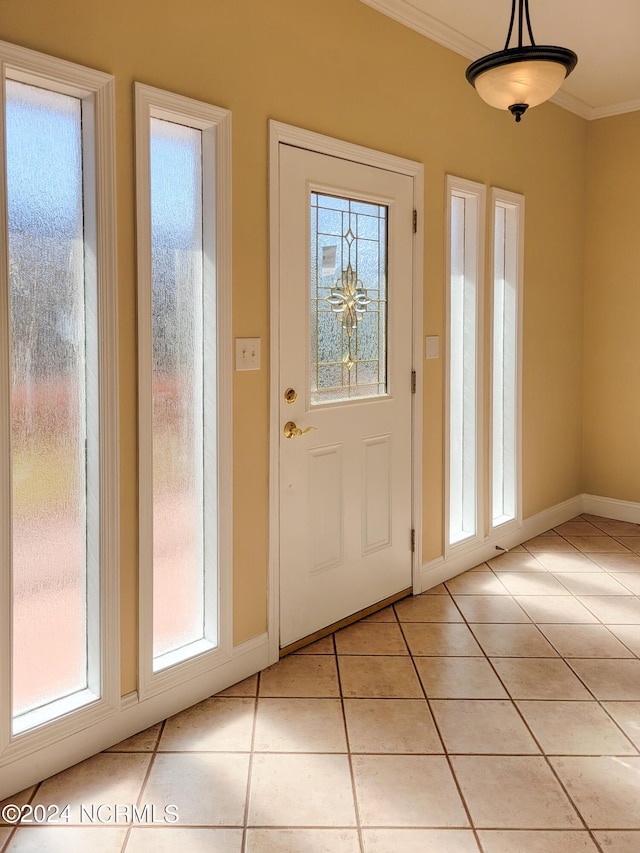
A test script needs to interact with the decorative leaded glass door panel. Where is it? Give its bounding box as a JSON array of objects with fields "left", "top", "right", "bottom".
[
  {"left": 278, "top": 143, "right": 415, "bottom": 648},
  {"left": 311, "top": 193, "right": 387, "bottom": 403}
]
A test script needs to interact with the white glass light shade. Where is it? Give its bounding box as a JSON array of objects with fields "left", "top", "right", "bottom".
[
  {"left": 466, "top": 43, "right": 577, "bottom": 121},
  {"left": 474, "top": 59, "right": 568, "bottom": 110}
]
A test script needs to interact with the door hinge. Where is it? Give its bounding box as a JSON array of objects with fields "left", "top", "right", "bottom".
[
  {"left": 411, "top": 528, "right": 416, "bottom": 552},
  {"left": 411, "top": 370, "right": 416, "bottom": 394},
  {"left": 413, "top": 209, "right": 417, "bottom": 233}
]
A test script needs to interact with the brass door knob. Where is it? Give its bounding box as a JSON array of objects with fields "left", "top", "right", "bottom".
[{"left": 283, "top": 421, "right": 317, "bottom": 439}]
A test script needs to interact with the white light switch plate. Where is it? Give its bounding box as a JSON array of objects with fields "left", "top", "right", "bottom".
[
  {"left": 425, "top": 335, "right": 440, "bottom": 359},
  {"left": 235, "top": 337, "right": 261, "bottom": 371}
]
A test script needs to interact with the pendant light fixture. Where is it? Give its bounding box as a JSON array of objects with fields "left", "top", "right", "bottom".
[{"left": 466, "top": 0, "right": 577, "bottom": 122}]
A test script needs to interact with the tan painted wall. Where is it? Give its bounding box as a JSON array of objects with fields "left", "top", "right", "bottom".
[
  {"left": 584, "top": 112, "right": 640, "bottom": 501},
  {"left": 1, "top": 0, "right": 588, "bottom": 695}
]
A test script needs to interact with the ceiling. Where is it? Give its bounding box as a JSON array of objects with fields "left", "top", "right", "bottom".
[{"left": 360, "top": 0, "right": 640, "bottom": 119}]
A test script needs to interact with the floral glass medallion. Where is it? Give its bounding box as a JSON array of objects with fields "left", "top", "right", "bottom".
[
  {"left": 310, "top": 193, "right": 388, "bottom": 405},
  {"left": 326, "top": 259, "right": 372, "bottom": 371}
]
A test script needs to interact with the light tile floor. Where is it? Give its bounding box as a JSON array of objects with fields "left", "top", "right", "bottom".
[{"left": 3, "top": 514, "right": 640, "bottom": 852}]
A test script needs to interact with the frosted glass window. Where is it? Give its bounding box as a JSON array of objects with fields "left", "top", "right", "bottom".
[
  {"left": 492, "top": 199, "right": 520, "bottom": 527},
  {"left": 150, "top": 118, "right": 211, "bottom": 666},
  {"left": 310, "top": 193, "right": 387, "bottom": 405},
  {"left": 7, "top": 80, "right": 94, "bottom": 720},
  {"left": 448, "top": 187, "right": 482, "bottom": 547}
]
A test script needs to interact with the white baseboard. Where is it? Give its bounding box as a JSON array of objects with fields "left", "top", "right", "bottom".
[
  {"left": 0, "top": 633, "right": 269, "bottom": 801},
  {"left": 421, "top": 494, "right": 586, "bottom": 592},
  {"left": 582, "top": 494, "right": 640, "bottom": 524}
]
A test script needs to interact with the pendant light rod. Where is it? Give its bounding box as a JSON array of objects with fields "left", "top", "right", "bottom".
[
  {"left": 523, "top": 0, "right": 535, "bottom": 46},
  {"left": 504, "top": 0, "right": 536, "bottom": 50}
]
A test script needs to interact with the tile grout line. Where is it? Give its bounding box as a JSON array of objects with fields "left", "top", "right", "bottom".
[
  {"left": 240, "top": 670, "right": 261, "bottom": 852},
  {"left": 119, "top": 716, "right": 168, "bottom": 851},
  {"left": 547, "top": 527, "right": 640, "bottom": 853},
  {"left": 470, "top": 533, "right": 635, "bottom": 851},
  {"left": 517, "top": 605, "right": 640, "bottom": 757},
  {"left": 444, "top": 560, "right": 606, "bottom": 840},
  {"left": 395, "top": 604, "right": 483, "bottom": 849},
  {"left": 0, "top": 778, "right": 42, "bottom": 848},
  {"left": 334, "top": 631, "right": 366, "bottom": 853},
  {"left": 424, "top": 523, "right": 640, "bottom": 843},
  {"left": 527, "top": 527, "right": 640, "bottom": 752}
]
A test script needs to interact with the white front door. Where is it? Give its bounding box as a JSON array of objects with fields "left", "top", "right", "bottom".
[{"left": 277, "top": 142, "right": 416, "bottom": 648}]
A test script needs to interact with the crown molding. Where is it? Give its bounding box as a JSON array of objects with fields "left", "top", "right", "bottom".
[
  {"left": 360, "top": 0, "right": 484, "bottom": 60},
  {"left": 548, "top": 88, "right": 592, "bottom": 120},
  {"left": 590, "top": 98, "right": 640, "bottom": 120}
]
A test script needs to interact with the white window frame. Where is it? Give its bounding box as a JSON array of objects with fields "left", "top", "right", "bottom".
[
  {"left": 135, "top": 83, "right": 232, "bottom": 699},
  {"left": 445, "top": 175, "right": 485, "bottom": 555},
  {"left": 0, "top": 40, "right": 119, "bottom": 760},
  {"left": 490, "top": 187, "right": 524, "bottom": 534}
]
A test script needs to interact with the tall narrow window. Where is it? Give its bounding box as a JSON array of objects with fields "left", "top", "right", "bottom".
[
  {"left": 150, "top": 118, "right": 206, "bottom": 663},
  {"left": 136, "top": 85, "right": 231, "bottom": 691},
  {"left": 0, "top": 45, "right": 117, "bottom": 738},
  {"left": 491, "top": 189, "right": 523, "bottom": 529},
  {"left": 8, "top": 81, "right": 93, "bottom": 726},
  {"left": 446, "top": 177, "right": 485, "bottom": 549}
]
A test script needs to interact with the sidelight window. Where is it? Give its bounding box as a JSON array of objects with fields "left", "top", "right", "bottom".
[
  {"left": 0, "top": 43, "right": 118, "bottom": 737},
  {"left": 491, "top": 189, "right": 523, "bottom": 530},
  {"left": 136, "top": 84, "right": 232, "bottom": 691},
  {"left": 446, "top": 176, "right": 485, "bottom": 549}
]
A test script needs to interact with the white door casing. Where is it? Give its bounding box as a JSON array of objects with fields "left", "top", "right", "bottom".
[{"left": 270, "top": 125, "right": 424, "bottom": 650}]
